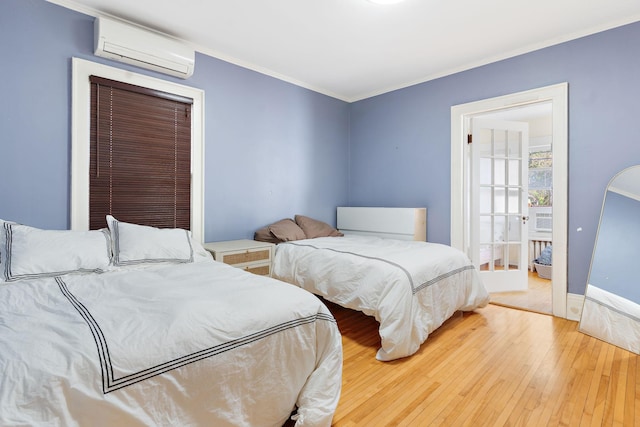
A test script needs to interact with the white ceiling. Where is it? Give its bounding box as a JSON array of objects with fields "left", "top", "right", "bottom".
[{"left": 50, "top": 0, "right": 640, "bottom": 102}]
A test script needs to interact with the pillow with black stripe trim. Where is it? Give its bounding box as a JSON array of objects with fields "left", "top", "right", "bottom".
[
  {"left": 106, "top": 215, "right": 194, "bottom": 266},
  {"left": 1, "top": 221, "right": 112, "bottom": 282},
  {"left": 0, "top": 219, "right": 17, "bottom": 282}
]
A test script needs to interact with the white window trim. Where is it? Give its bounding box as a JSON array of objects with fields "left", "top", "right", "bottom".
[{"left": 71, "top": 58, "right": 205, "bottom": 242}]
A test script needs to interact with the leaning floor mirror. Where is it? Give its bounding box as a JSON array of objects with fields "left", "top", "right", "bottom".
[{"left": 578, "top": 165, "right": 640, "bottom": 355}]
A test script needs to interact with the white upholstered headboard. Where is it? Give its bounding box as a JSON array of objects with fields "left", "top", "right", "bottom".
[{"left": 336, "top": 207, "right": 427, "bottom": 241}]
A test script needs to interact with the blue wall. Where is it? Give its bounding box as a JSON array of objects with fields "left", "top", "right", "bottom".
[
  {"left": 0, "top": 0, "right": 350, "bottom": 241},
  {"left": 2, "top": 0, "right": 640, "bottom": 296},
  {"left": 349, "top": 22, "right": 640, "bottom": 295}
]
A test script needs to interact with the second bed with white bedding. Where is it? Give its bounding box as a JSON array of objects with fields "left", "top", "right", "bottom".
[{"left": 273, "top": 235, "right": 490, "bottom": 361}]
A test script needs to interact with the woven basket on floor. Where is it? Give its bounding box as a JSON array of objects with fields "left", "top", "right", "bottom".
[{"left": 534, "top": 262, "right": 552, "bottom": 279}]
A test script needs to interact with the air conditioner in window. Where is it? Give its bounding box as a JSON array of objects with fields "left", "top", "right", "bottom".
[
  {"left": 94, "top": 17, "right": 195, "bottom": 79},
  {"left": 531, "top": 207, "right": 552, "bottom": 232}
]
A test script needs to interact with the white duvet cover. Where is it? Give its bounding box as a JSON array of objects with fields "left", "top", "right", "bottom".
[
  {"left": 273, "top": 236, "right": 489, "bottom": 361},
  {"left": 0, "top": 261, "right": 342, "bottom": 427}
]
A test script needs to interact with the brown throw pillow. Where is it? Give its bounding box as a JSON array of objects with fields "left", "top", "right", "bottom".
[
  {"left": 294, "top": 215, "right": 344, "bottom": 239},
  {"left": 268, "top": 218, "right": 306, "bottom": 242},
  {"left": 254, "top": 226, "right": 281, "bottom": 244}
]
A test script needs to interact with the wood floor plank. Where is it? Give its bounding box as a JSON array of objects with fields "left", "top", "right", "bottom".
[
  {"left": 590, "top": 344, "right": 615, "bottom": 427},
  {"left": 497, "top": 314, "right": 569, "bottom": 425},
  {"left": 580, "top": 336, "right": 609, "bottom": 426},
  {"left": 517, "top": 318, "right": 575, "bottom": 426},
  {"left": 324, "top": 301, "right": 640, "bottom": 426},
  {"left": 546, "top": 327, "right": 589, "bottom": 426},
  {"left": 613, "top": 348, "right": 630, "bottom": 425},
  {"left": 603, "top": 346, "right": 621, "bottom": 426},
  {"left": 450, "top": 326, "right": 545, "bottom": 426},
  {"left": 567, "top": 335, "right": 599, "bottom": 425}
]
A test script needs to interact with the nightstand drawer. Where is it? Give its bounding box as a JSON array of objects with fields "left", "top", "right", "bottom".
[
  {"left": 203, "top": 240, "right": 274, "bottom": 276},
  {"left": 243, "top": 264, "right": 271, "bottom": 276},
  {"left": 221, "top": 249, "right": 270, "bottom": 265}
]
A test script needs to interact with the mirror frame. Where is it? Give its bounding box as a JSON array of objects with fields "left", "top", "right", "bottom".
[{"left": 578, "top": 165, "right": 640, "bottom": 355}]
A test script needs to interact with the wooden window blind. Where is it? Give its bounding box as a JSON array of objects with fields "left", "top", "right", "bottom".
[{"left": 89, "top": 75, "right": 193, "bottom": 230}]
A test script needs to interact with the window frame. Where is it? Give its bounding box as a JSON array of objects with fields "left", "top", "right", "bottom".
[
  {"left": 72, "top": 58, "right": 205, "bottom": 242},
  {"left": 528, "top": 146, "right": 553, "bottom": 207}
]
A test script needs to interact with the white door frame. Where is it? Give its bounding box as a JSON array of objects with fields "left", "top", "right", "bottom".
[{"left": 451, "top": 83, "right": 568, "bottom": 318}]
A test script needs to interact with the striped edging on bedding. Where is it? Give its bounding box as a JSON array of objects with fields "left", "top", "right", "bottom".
[
  {"left": 413, "top": 265, "right": 476, "bottom": 294},
  {"left": 56, "top": 277, "right": 334, "bottom": 393},
  {"left": 286, "top": 242, "right": 476, "bottom": 295}
]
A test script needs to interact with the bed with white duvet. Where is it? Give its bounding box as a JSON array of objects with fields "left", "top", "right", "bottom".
[
  {"left": 273, "top": 235, "right": 489, "bottom": 361},
  {"left": 0, "top": 217, "right": 342, "bottom": 427}
]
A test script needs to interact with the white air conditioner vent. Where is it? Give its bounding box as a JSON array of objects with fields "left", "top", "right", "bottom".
[
  {"left": 94, "top": 17, "right": 195, "bottom": 79},
  {"left": 535, "top": 212, "right": 553, "bottom": 232}
]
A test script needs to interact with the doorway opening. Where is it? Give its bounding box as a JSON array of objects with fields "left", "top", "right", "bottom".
[
  {"left": 451, "top": 83, "right": 568, "bottom": 318},
  {"left": 474, "top": 104, "right": 553, "bottom": 314}
]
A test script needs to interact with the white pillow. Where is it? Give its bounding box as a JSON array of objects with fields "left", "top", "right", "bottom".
[
  {"left": 2, "top": 222, "right": 112, "bottom": 282},
  {"left": 191, "top": 238, "right": 214, "bottom": 263},
  {"left": 106, "top": 215, "right": 194, "bottom": 266}
]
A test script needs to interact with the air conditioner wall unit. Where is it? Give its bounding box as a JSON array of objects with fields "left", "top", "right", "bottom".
[{"left": 94, "top": 17, "right": 195, "bottom": 79}]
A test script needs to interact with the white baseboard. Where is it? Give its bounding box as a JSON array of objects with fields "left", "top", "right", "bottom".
[{"left": 566, "top": 293, "right": 585, "bottom": 321}]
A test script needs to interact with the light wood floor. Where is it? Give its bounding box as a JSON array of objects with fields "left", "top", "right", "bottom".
[
  {"left": 323, "top": 300, "right": 639, "bottom": 426},
  {"left": 489, "top": 271, "right": 552, "bottom": 315}
]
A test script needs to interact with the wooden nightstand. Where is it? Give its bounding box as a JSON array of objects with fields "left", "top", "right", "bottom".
[{"left": 203, "top": 240, "right": 274, "bottom": 276}]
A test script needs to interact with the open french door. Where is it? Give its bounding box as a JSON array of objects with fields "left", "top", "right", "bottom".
[{"left": 469, "top": 118, "right": 529, "bottom": 293}]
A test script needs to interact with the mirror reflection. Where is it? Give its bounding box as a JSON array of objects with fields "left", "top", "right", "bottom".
[{"left": 578, "top": 165, "right": 640, "bottom": 354}]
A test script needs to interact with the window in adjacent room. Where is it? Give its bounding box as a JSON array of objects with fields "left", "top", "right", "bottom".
[
  {"left": 528, "top": 146, "right": 553, "bottom": 233},
  {"left": 528, "top": 148, "right": 552, "bottom": 208}
]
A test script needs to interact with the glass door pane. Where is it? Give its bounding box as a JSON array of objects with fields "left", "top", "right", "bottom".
[{"left": 471, "top": 118, "right": 529, "bottom": 292}]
